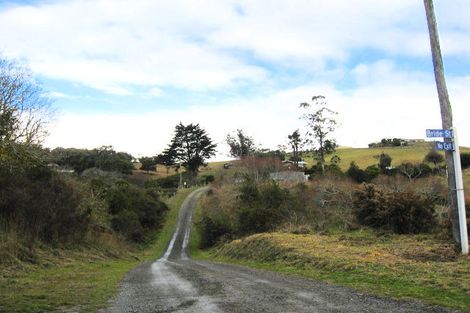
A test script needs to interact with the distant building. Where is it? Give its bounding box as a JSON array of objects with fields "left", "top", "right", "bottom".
[
  {"left": 282, "top": 160, "right": 307, "bottom": 169},
  {"left": 270, "top": 171, "right": 309, "bottom": 182}
]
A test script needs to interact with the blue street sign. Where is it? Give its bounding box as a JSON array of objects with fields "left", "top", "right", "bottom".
[
  {"left": 435, "top": 141, "right": 454, "bottom": 151},
  {"left": 426, "top": 129, "right": 453, "bottom": 138}
]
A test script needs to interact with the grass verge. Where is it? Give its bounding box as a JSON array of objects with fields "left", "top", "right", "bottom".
[
  {"left": 0, "top": 188, "right": 195, "bottom": 313},
  {"left": 190, "top": 226, "right": 470, "bottom": 312}
]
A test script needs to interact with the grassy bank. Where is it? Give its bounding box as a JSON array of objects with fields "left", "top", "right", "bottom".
[
  {"left": 191, "top": 230, "right": 470, "bottom": 312},
  {"left": 0, "top": 188, "right": 194, "bottom": 313}
]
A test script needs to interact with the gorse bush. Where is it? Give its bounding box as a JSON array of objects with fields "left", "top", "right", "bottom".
[
  {"left": 0, "top": 147, "right": 170, "bottom": 250},
  {"left": 197, "top": 175, "right": 356, "bottom": 248},
  {"left": 0, "top": 168, "right": 90, "bottom": 244},
  {"left": 236, "top": 177, "right": 289, "bottom": 234},
  {"left": 353, "top": 184, "right": 437, "bottom": 234},
  {"left": 197, "top": 177, "right": 291, "bottom": 247},
  {"left": 198, "top": 213, "right": 232, "bottom": 248},
  {"left": 104, "top": 182, "right": 168, "bottom": 242},
  {"left": 347, "top": 162, "right": 378, "bottom": 183},
  {"left": 196, "top": 184, "right": 237, "bottom": 248},
  {"left": 461, "top": 153, "right": 470, "bottom": 169}
]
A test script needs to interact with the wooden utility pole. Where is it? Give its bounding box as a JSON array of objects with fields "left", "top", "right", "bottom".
[{"left": 423, "top": 0, "right": 461, "bottom": 245}]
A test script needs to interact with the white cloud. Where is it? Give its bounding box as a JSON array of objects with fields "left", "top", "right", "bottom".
[
  {"left": 147, "top": 87, "right": 163, "bottom": 97},
  {"left": 45, "top": 66, "right": 470, "bottom": 158},
  {"left": 2, "top": 0, "right": 469, "bottom": 155},
  {"left": 0, "top": 0, "right": 267, "bottom": 92},
  {"left": 46, "top": 91, "right": 73, "bottom": 99},
  {"left": 1, "top": 0, "right": 469, "bottom": 94}
]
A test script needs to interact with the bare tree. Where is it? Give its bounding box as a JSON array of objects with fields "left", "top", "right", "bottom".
[
  {"left": 300, "top": 95, "right": 338, "bottom": 173},
  {"left": 0, "top": 56, "right": 52, "bottom": 145}
]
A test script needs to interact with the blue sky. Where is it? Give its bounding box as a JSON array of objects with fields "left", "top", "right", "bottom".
[{"left": 1, "top": 0, "right": 469, "bottom": 158}]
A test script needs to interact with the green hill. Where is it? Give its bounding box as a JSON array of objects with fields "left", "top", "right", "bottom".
[{"left": 304, "top": 143, "right": 470, "bottom": 171}]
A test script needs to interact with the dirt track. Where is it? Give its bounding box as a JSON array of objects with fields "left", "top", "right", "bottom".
[{"left": 106, "top": 188, "right": 454, "bottom": 313}]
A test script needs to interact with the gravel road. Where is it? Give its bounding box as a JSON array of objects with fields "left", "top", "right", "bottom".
[{"left": 106, "top": 187, "right": 455, "bottom": 313}]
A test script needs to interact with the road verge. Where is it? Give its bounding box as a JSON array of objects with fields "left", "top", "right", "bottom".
[{"left": 0, "top": 188, "right": 195, "bottom": 313}]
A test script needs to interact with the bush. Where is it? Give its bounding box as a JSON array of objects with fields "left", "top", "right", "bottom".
[
  {"left": 325, "top": 163, "right": 344, "bottom": 176},
  {"left": 347, "top": 162, "right": 377, "bottom": 183},
  {"left": 105, "top": 183, "right": 168, "bottom": 242},
  {"left": 424, "top": 150, "right": 444, "bottom": 166},
  {"left": 196, "top": 184, "right": 237, "bottom": 248},
  {"left": 0, "top": 169, "right": 90, "bottom": 244},
  {"left": 197, "top": 176, "right": 357, "bottom": 248},
  {"left": 353, "top": 184, "right": 437, "bottom": 234},
  {"left": 236, "top": 179, "right": 289, "bottom": 234},
  {"left": 398, "top": 162, "right": 433, "bottom": 181},
  {"left": 201, "top": 174, "right": 215, "bottom": 184},
  {"left": 153, "top": 175, "right": 180, "bottom": 189},
  {"left": 365, "top": 165, "right": 380, "bottom": 180},
  {"left": 461, "top": 153, "right": 470, "bottom": 169},
  {"left": 352, "top": 184, "right": 386, "bottom": 228},
  {"left": 378, "top": 153, "right": 392, "bottom": 172},
  {"left": 50, "top": 146, "right": 134, "bottom": 174},
  {"left": 198, "top": 214, "right": 232, "bottom": 248}
]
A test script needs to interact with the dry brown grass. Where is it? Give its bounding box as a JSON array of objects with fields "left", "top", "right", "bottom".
[{"left": 211, "top": 231, "right": 470, "bottom": 311}]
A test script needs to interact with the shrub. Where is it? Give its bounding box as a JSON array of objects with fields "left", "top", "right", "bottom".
[
  {"left": 398, "top": 162, "right": 432, "bottom": 181},
  {"left": 347, "top": 162, "right": 377, "bottom": 183},
  {"left": 236, "top": 178, "right": 289, "bottom": 234},
  {"left": 50, "top": 146, "right": 134, "bottom": 174},
  {"left": 204, "top": 174, "right": 215, "bottom": 183},
  {"left": 378, "top": 153, "right": 392, "bottom": 172},
  {"left": 424, "top": 150, "right": 444, "bottom": 166},
  {"left": 461, "top": 153, "right": 470, "bottom": 169},
  {"left": 385, "top": 191, "right": 436, "bottom": 234},
  {"left": 353, "top": 184, "right": 437, "bottom": 234},
  {"left": 352, "top": 184, "right": 386, "bottom": 228},
  {"left": 154, "top": 175, "right": 180, "bottom": 189},
  {"left": 325, "top": 163, "right": 344, "bottom": 176},
  {"left": 196, "top": 184, "right": 237, "bottom": 248},
  {"left": 0, "top": 170, "right": 90, "bottom": 244},
  {"left": 198, "top": 214, "right": 232, "bottom": 248},
  {"left": 105, "top": 183, "right": 168, "bottom": 242},
  {"left": 365, "top": 165, "right": 380, "bottom": 180}
]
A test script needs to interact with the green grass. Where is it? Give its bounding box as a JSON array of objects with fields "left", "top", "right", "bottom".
[
  {"left": 0, "top": 188, "right": 195, "bottom": 313},
  {"left": 299, "top": 144, "right": 470, "bottom": 190},
  {"left": 304, "top": 144, "right": 470, "bottom": 171},
  {"left": 188, "top": 199, "right": 205, "bottom": 260},
  {"left": 0, "top": 256, "right": 138, "bottom": 313},
  {"left": 192, "top": 231, "right": 470, "bottom": 312}
]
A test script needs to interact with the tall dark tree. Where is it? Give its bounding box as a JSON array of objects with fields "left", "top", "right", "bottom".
[
  {"left": 155, "top": 149, "right": 177, "bottom": 175},
  {"left": 226, "top": 129, "right": 256, "bottom": 158},
  {"left": 300, "top": 95, "right": 338, "bottom": 172},
  {"left": 287, "top": 129, "right": 302, "bottom": 167},
  {"left": 166, "top": 123, "right": 216, "bottom": 175}
]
